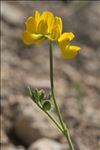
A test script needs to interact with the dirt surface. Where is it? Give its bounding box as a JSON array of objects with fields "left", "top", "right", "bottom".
[{"left": 1, "top": 1, "right": 100, "bottom": 150}]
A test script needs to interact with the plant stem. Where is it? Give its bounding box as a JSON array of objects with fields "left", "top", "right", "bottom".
[
  {"left": 64, "top": 130, "right": 75, "bottom": 150},
  {"left": 38, "top": 104, "right": 74, "bottom": 150},
  {"left": 37, "top": 103, "right": 63, "bottom": 133},
  {"left": 49, "top": 41, "right": 74, "bottom": 150},
  {"left": 49, "top": 41, "right": 65, "bottom": 130}
]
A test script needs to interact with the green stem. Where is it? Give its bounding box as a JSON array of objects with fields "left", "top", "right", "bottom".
[
  {"left": 49, "top": 41, "right": 65, "bottom": 130},
  {"left": 64, "top": 130, "right": 75, "bottom": 150},
  {"left": 37, "top": 103, "right": 63, "bottom": 133},
  {"left": 38, "top": 104, "right": 74, "bottom": 150},
  {"left": 49, "top": 41, "right": 74, "bottom": 150}
]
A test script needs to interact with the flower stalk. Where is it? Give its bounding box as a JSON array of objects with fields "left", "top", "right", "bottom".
[{"left": 49, "top": 41, "right": 74, "bottom": 150}]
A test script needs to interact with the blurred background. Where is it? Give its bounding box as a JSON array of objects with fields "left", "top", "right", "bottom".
[{"left": 1, "top": 1, "right": 100, "bottom": 150}]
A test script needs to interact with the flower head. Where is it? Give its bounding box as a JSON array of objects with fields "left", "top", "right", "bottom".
[
  {"left": 58, "top": 32, "right": 80, "bottom": 58},
  {"left": 22, "top": 10, "right": 80, "bottom": 59},
  {"left": 22, "top": 10, "right": 62, "bottom": 45}
]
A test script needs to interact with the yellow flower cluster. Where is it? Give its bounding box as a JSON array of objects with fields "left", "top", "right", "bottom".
[{"left": 22, "top": 10, "right": 80, "bottom": 58}]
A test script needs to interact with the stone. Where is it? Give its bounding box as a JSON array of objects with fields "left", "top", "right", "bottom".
[
  {"left": 1, "top": 2, "right": 24, "bottom": 26},
  {"left": 28, "top": 138, "right": 67, "bottom": 150},
  {"left": 14, "top": 99, "right": 61, "bottom": 146},
  {"left": 1, "top": 144, "right": 17, "bottom": 150},
  {"left": 0, "top": 129, "right": 9, "bottom": 144}
]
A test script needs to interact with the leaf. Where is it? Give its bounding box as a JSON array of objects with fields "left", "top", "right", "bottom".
[
  {"left": 38, "top": 90, "right": 45, "bottom": 102},
  {"left": 33, "top": 88, "right": 40, "bottom": 102},
  {"left": 27, "top": 86, "right": 33, "bottom": 97},
  {"left": 27, "top": 86, "right": 36, "bottom": 102},
  {"left": 42, "top": 101, "right": 51, "bottom": 111},
  {"left": 48, "top": 93, "right": 52, "bottom": 100}
]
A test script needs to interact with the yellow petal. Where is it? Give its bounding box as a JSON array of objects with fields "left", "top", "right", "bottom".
[
  {"left": 22, "top": 31, "right": 34, "bottom": 45},
  {"left": 61, "top": 45, "right": 80, "bottom": 59},
  {"left": 58, "top": 32, "right": 75, "bottom": 42},
  {"left": 41, "top": 11, "right": 55, "bottom": 32},
  {"left": 58, "top": 37, "right": 70, "bottom": 51},
  {"left": 31, "top": 34, "right": 46, "bottom": 45},
  {"left": 55, "top": 17, "right": 62, "bottom": 35},
  {"left": 48, "top": 25, "right": 60, "bottom": 40},
  {"left": 33, "top": 37, "right": 46, "bottom": 45},
  {"left": 68, "top": 45, "right": 80, "bottom": 52},
  {"left": 37, "top": 19, "right": 48, "bottom": 35},
  {"left": 26, "top": 16, "right": 37, "bottom": 33},
  {"left": 34, "top": 10, "right": 41, "bottom": 22},
  {"left": 22, "top": 31, "right": 46, "bottom": 45}
]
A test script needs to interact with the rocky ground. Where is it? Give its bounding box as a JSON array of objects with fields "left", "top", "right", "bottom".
[{"left": 1, "top": 1, "right": 100, "bottom": 150}]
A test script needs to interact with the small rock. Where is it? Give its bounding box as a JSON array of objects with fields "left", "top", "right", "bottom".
[
  {"left": 1, "top": 144, "right": 17, "bottom": 150},
  {"left": 28, "top": 138, "right": 67, "bottom": 150},
  {"left": 1, "top": 2, "right": 24, "bottom": 26},
  {"left": 26, "top": 77, "right": 50, "bottom": 89},
  {"left": 62, "top": 64, "right": 81, "bottom": 81},
  {"left": 14, "top": 100, "right": 61, "bottom": 146},
  {"left": 0, "top": 129, "right": 9, "bottom": 144},
  {"left": 17, "top": 146, "right": 25, "bottom": 150}
]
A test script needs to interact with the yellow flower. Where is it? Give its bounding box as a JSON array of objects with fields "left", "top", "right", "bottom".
[
  {"left": 22, "top": 10, "right": 80, "bottom": 59},
  {"left": 58, "top": 32, "right": 80, "bottom": 58},
  {"left": 22, "top": 10, "right": 62, "bottom": 45}
]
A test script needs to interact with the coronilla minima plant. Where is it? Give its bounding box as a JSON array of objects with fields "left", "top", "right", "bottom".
[{"left": 22, "top": 10, "right": 80, "bottom": 150}]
